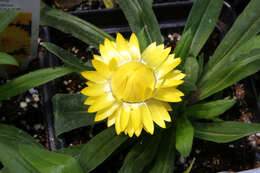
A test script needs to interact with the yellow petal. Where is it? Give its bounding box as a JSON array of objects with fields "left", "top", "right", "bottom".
[
  {"left": 108, "top": 58, "right": 118, "bottom": 71},
  {"left": 155, "top": 56, "right": 181, "bottom": 79},
  {"left": 156, "top": 101, "right": 171, "bottom": 122},
  {"left": 107, "top": 113, "right": 116, "bottom": 127},
  {"left": 100, "top": 39, "right": 124, "bottom": 64},
  {"left": 115, "top": 107, "right": 122, "bottom": 135},
  {"left": 116, "top": 33, "right": 131, "bottom": 60},
  {"left": 88, "top": 93, "right": 115, "bottom": 112},
  {"left": 135, "top": 125, "right": 143, "bottom": 137},
  {"left": 165, "top": 70, "right": 186, "bottom": 80},
  {"left": 154, "top": 88, "right": 184, "bottom": 102},
  {"left": 142, "top": 45, "right": 171, "bottom": 69},
  {"left": 161, "top": 102, "right": 173, "bottom": 111},
  {"left": 81, "top": 71, "right": 106, "bottom": 83},
  {"left": 160, "top": 70, "right": 186, "bottom": 88},
  {"left": 140, "top": 103, "right": 154, "bottom": 134},
  {"left": 93, "top": 54, "right": 103, "bottom": 61},
  {"left": 80, "top": 83, "right": 110, "bottom": 96},
  {"left": 147, "top": 100, "right": 166, "bottom": 128},
  {"left": 141, "top": 42, "right": 156, "bottom": 59},
  {"left": 86, "top": 81, "right": 95, "bottom": 86},
  {"left": 120, "top": 104, "right": 131, "bottom": 131},
  {"left": 127, "top": 120, "right": 135, "bottom": 138},
  {"left": 161, "top": 79, "right": 184, "bottom": 88},
  {"left": 83, "top": 96, "right": 96, "bottom": 105},
  {"left": 94, "top": 103, "right": 119, "bottom": 122},
  {"left": 131, "top": 105, "right": 141, "bottom": 131},
  {"left": 129, "top": 33, "right": 141, "bottom": 60},
  {"left": 92, "top": 59, "right": 111, "bottom": 78}
]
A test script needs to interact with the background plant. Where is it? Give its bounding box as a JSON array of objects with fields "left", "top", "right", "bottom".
[{"left": 1, "top": 0, "right": 260, "bottom": 172}]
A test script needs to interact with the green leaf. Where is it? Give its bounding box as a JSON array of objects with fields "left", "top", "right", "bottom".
[
  {"left": 149, "top": 128, "right": 175, "bottom": 173},
  {"left": 56, "top": 144, "right": 84, "bottom": 159},
  {"left": 185, "top": 98, "right": 236, "bottom": 119},
  {"left": 41, "top": 42, "right": 92, "bottom": 72},
  {"left": 179, "top": 81, "right": 197, "bottom": 92},
  {"left": 118, "top": 0, "right": 163, "bottom": 49},
  {"left": 184, "top": 57, "right": 199, "bottom": 85},
  {"left": 198, "top": 49, "right": 260, "bottom": 100},
  {"left": 0, "top": 52, "right": 19, "bottom": 66},
  {"left": 19, "top": 145, "right": 84, "bottom": 173},
  {"left": 52, "top": 94, "right": 95, "bottom": 136},
  {"left": 174, "top": 29, "right": 193, "bottom": 63},
  {"left": 119, "top": 135, "right": 161, "bottom": 173},
  {"left": 40, "top": 2, "right": 114, "bottom": 49},
  {"left": 198, "top": 53, "right": 204, "bottom": 79},
  {"left": 229, "top": 35, "right": 260, "bottom": 61},
  {"left": 175, "top": 0, "right": 222, "bottom": 60},
  {"left": 194, "top": 121, "right": 260, "bottom": 143},
  {"left": 202, "top": 0, "right": 260, "bottom": 85},
  {"left": 185, "top": 0, "right": 222, "bottom": 57},
  {"left": 176, "top": 114, "right": 194, "bottom": 157},
  {"left": 79, "top": 128, "right": 128, "bottom": 172},
  {"left": 0, "top": 67, "right": 74, "bottom": 100},
  {"left": 0, "top": 10, "right": 20, "bottom": 34},
  {"left": 137, "top": 28, "right": 150, "bottom": 52},
  {"left": 0, "top": 124, "right": 41, "bottom": 173}
]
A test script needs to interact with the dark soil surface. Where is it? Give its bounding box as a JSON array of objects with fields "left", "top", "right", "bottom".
[{"left": 0, "top": 59, "right": 47, "bottom": 146}]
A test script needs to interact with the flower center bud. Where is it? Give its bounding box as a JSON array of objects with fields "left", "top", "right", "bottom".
[{"left": 111, "top": 61, "right": 155, "bottom": 103}]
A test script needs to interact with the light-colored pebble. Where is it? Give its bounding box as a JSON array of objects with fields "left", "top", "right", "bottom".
[{"left": 20, "top": 101, "right": 28, "bottom": 109}]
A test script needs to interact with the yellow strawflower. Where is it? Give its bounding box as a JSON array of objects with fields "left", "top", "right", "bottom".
[{"left": 81, "top": 33, "right": 185, "bottom": 137}]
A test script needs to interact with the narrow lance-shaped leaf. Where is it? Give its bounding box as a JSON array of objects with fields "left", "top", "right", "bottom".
[
  {"left": 41, "top": 42, "right": 92, "bottom": 72},
  {"left": 176, "top": 114, "right": 194, "bottom": 157},
  {"left": 0, "top": 10, "right": 20, "bottom": 34},
  {"left": 194, "top": 121, "right": 260, "bottom": 143},
  {"left": 19, "top": 145, "right": 84, "bottom": 173},
  {"left": 184, "top": 0, "right": 222, "bottom": 58},
  {"left": 55, "top": 144, "right": 84, "bottom": 159},
  {"left": 185, "top": 98, "right": 236, "bottom": 119},
  {"left": 79, "top": 128, "right": 128, "bottom": 173},
  {"left": 52, "top": 94, "right": 95, "bottom": 136},
  {"left": 201, "top": 0, "right": 260, "bottom": 85},
  {"left": 40, "top": 2, "right": 114, "bottom": 49},
  {"left": 184, "top": 57, "right": 199, "bottom": 85},
  {"left": 149, "top": 128, "right": 175, "bottom": 173},
  {"left": 174, "top": 29, "right": 193, "bottom": 63},
  {"left": 198, "top": 49, "right": 260, "bottom": 100},
  {"left": 0, "top": 124, "right": 41, "bottom": 173},
  {"left": 175, "top": 0, "right": 222, "bottom": 60},
  {"left": 198, "top": 53, "right": 204, "bottom": 79},
  {"left": 119, "top": 134, "right": 161, "bottom": 173},
  {"left": 0, "top": 67, "right": 74, "bottom": 101},
  {"left": 0, "top": 52, "right": 19, "bottom": 66},
  {"left": 118, "top": 0, "right": 163, "bottom": 50}
]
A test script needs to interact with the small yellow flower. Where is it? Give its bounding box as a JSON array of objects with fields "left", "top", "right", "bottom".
[{"left": 81, "top": 33, "right": 185, "bottom": 137}]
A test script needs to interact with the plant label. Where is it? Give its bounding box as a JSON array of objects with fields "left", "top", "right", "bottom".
[{"left": 0, "top": 0, "right": 40, "bottom": 68}]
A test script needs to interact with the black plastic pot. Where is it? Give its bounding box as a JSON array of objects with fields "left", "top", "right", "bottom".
[{"left": 41, "top": 0, "right": 236, "bottom": 151}]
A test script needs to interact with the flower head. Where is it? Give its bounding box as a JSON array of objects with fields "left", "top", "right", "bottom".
[{"left": 81, "top": 33, "right": 185, "bottom": 137}]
